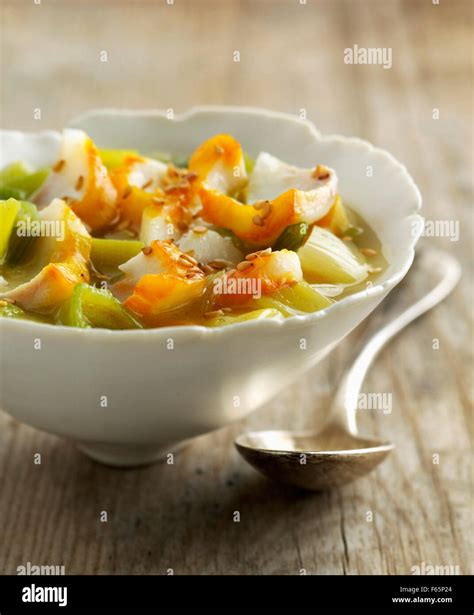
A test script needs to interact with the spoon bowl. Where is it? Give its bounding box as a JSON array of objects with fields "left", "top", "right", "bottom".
[{"left": 236, "top": 429, "right": 394, "bottom": 491}]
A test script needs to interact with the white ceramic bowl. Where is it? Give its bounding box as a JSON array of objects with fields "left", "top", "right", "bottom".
[{"left": 0, "top": 107, "right": 422, "bottom": 466}]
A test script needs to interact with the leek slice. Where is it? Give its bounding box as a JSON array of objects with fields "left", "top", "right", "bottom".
[
  {"left": 0, "top": 162, "right": 49, "bottom": 197},
  {"left": 0, "top": 199, "right": 21, "bottom": 265},
  {"left": 98, "top": 149, "right": 138, "bottom": 170},
  {"left": 273, "top": 222, "right": 311, "bottom": 252},
  {"left": 6, "top": 201, "right": 40, "bottom": 266},
  {"left": 254, "top": 281, "right": 332, "bottom": 315},
  {"left": 11, "top": 169, "right": 49, "bottom": 196},
  {"left": 244, "top": 152, "right": 255, "bottom": 175},
  {"left": 272, "top": 281, "right": 332, "bottom": 312},
  {"left": 251, "top": 296, "right": 299, "bottom": 317},
  {"left": 204, "top": 308, "right": 281, "bottom": 327},
  {"left": 312, "top": 283, "right": 345, "bottom": 298},
  {"left": 90, "top": 238, "right": 143, "bottom": 278},
  {"left": 60, "top": 284, "right": 142, "bottom": 329},
  {"left": 0, "top": 186, "right": 26, "bottom": 200},
  {"left": 298, "top": 226, "right": 369, "bottom": 284},
  {"left": 0, "top": 162, "right": 31, "bottom": 185},
  {"left": 0, "top": 301, "right": 50, "bottom": 323}
]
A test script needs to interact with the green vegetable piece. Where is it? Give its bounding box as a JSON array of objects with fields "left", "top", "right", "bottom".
[
  {"left": 273, "top": 222, "right": 311, "bottom": 252},
  {"left": 251, "top": 296, "right": 299, "bottom": 317},
  {"left": 0, "top": 302, "right": 51, "bottom": 323},
  {"left": 298, "top": 226, "right": 368, "bottom": 284},
  {"left": 90, "top": 238, "right": 144, "bottom": 278},
  {"left": 0, "top": 162, "right": 49, "bottom": 197},
  {"left": 254, "top": 281, "right": 332, "bottom": 315},
  {"left": 0, "top": 186, "right": 27, "bottom": 200},
  {"left": 244, "top": 152, "right": 255, "bottom": 175},
  {"left": 98, "top": 149, "right": 138, "bottom": 170},
  {"left": 0, "top": 199, "right": 21, "bottom": 265},
  {"left": 204, "top": 308, "right": 281, "bottom": 327},
  {"left": 11, "top": 169, "right": 49, "bottom": 196},
  {"left": 6, "top": 201, "right": 40, "bottom": 266},
  {"left": 60, "top": 284, "right": 142, "bottom": 329},
  {"left": 0, "top": 162, "right": 30, "bottom": 185},
  {"left": 272, "top": 281, "right": 332, "bottom": 312}
]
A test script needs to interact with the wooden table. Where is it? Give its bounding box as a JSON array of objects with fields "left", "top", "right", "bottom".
[{"left": 1, "top": 0, "right": 472, "bottom": 575}]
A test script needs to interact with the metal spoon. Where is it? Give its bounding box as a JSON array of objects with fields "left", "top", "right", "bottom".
[{"left": 235, "top": 249, "right": 461, "bottom": 491}]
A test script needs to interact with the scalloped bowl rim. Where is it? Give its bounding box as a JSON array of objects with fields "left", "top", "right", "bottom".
[{"left": 0, "top": 106, "right": 422, "bottom": 340}]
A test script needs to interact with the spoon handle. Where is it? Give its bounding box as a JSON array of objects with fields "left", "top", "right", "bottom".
[{"left": 330, "top": 249, "right": 461, "bottom": 435}]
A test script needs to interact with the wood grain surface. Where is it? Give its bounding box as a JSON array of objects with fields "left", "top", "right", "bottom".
[{"left": 0, "top": 0, "right": 472, "bottom": 575}]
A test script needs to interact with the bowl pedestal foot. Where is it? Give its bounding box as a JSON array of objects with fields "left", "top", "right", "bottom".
[{"left": 76, "top": 440, "right": 190, "bottom": 467}]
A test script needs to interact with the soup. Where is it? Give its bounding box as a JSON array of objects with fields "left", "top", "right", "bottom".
[{"left": 0, "top": 131, "right": 387, "bottom": 329}]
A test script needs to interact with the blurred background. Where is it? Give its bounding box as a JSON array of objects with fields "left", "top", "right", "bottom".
[{"left": 1, "top": 0, "right": 472, "bottom": 575}]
